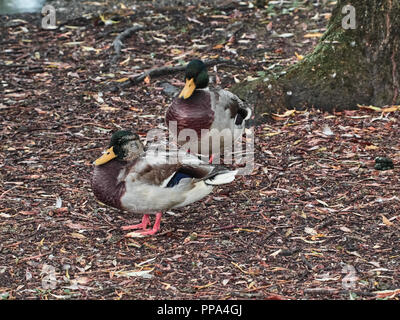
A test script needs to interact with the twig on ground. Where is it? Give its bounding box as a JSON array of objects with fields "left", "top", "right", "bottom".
[
  {"left": 300, "top": 253, "right": 314, "bottom": 270},
  {"left": 304, "top": 288, "right": 376, "bottom": 297},
  {"left": 111, "top": 24, "right": 145, "bottom": 65},
  {"left": 229, "top": 291, "right": 264, "bottom": 298},
  {"left": 0, "top": 185, "right": 19, "bottom": 200}
]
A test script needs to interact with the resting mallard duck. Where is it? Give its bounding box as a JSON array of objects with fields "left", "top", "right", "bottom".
[
  {"left": 91, "top": 130, "right": 237, "bottom": 236},
  {"left": 165, "top": 59, "right": 252, "bottom": 160}
]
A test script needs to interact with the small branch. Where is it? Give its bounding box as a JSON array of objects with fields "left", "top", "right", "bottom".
[
  {"left": 18, "top": 253, "right": 47, "bottom": 262},
  {"left": 300, "top": 253, "right": 314, "bottom": 271},
  {"left": 0, "top": 185, "right": 19, "bottom": 200},
  {"left": 210, "top": 224, "right": 236, "bottom": 232},
  {"left": 229, "top": 291, "right": 264, "bottom": 298},
  {"left": 304, "top": 288, "right": 375, "bottom": 297},
  {"left": 122, "top": 58, "right": 237, "bottom": 87},
  {"left": 111, "top": 24, "right": 145, "bottom": 65}
]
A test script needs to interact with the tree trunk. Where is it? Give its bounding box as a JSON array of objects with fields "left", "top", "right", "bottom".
[{"left": 232, "top": 0, "right": 400, "bottom": 122}]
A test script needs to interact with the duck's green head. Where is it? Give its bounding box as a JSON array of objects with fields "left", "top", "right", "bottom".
[
  {"left": 179, "top": 59, "right": 209, "bottom": 99},
  {"left": 94, "top": 130, "right": 144, "bottom": 165}
]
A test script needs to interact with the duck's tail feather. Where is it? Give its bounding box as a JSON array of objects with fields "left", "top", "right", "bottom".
[
  {"left": 203, "top": 166, "right": 237, "bottom": 185},
  {"left": 235, "top": 106, "right": 252, "bottom": 126},
  {"left": 243, "top": 106, "right": 252, "bottom": 121}
]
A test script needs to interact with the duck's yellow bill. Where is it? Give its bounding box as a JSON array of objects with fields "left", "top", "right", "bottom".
[
  {"left": 94, "top": 147, "right": 116, "bottom": 165},
  {"left": 179, "top": 78, "right": 196, "bottom": 99}
]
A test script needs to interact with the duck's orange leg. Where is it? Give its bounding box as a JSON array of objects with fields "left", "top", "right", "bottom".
[
  {"left": 188, "top": 147, "right": 214, "bottom": 164},
  {"left": 134, "top": 212, "right": 162, "bottom": 236},
  {"left": 121, "top": 214, "right": 150, "bottom": 231}
]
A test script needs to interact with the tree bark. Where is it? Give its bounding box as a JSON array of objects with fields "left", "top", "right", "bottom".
[{"left": 232, "top": 0, "right": 400, "bottom": 122}]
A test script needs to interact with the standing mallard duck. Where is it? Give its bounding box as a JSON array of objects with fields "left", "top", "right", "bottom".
[
  {"left": 91, "top": 130, "right": 237, "bottom": 236},
  {"left": 165, "top": 59, "right": 252, "bottom": 160}
]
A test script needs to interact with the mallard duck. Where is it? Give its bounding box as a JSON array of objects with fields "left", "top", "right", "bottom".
[
  {"left": 165, "top": 59, "right": 252, "bottom": 160},
  {"left": 91, "top": 130, "right": 237, "bottom": 236}
]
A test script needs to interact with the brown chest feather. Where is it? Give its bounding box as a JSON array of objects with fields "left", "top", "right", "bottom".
[
  {"left": 91, "top": 160, "right": 127, "bottom": 210},
  {"left": 166, "top": 90, "right": 214, "bottom": 136}
]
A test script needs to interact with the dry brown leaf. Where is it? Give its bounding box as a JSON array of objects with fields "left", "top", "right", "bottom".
[
  {"left": 114, "top": 77, "right": 129, "bottom": 83},
  {"left": 374, "top": 289, "right": 400, "bottom": 299},
  {"left": 272, "top": 110, "right": 296, "bottom": 120},
  {"left": 20, "top": 210, "right": 39, "bottom": 215},
  {"left": 381, "top": 214, "right": 394, "bottom": 227},
  {"left": 357, "top": 104, "right": 382, "bottom": 112},
  {"left": 100, "top": 105, "right": 118, "bottom": 112},
  {"left": 303, "top": 32, "right": 324, "bottom": 38},
  {"left": 192, "top": 281, "right": 218, "bottom": 289},
  {"left": 295, "top": 52, "right": 304, "bottom": 60},
  {"left": 70, "top": 232, "right": 86, "bottom": 239},
  {"left": 381, "top": 105, "right": 399, "bottom": 113}
]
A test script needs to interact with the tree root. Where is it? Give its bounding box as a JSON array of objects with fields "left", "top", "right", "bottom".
[{"left": 120, "top": 58, "right": 238, "bottom": 88}]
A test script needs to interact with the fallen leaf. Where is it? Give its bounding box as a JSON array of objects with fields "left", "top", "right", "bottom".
[
  {"left": 44, "top": 61, "right": 72, "bottom": 69},
  {"left": 316, "top": 199, "right": 329, "bottom": 207},
  {"left": 0, "top": 213, "right": 11, "bottom": 218},
  {"left": 114, "top": 77, "right": 129, "bottom": 83},
  {"left": 269, "top": 249, "right": 282, "bottom": 257},
  {"left": 70, "top": 232, "right": 86, "bottom": 239},
  {"left": 374, "top": 289, "right": 400, "bottom": 299},
  {"left": 303, "top": 32, "right": 324, "bottom": 38},
  {"left": 246, "top": 75, "right": 259, "bottom": 81},
  {"left": 213, "top": 44, "right": 224, "bottom": 49},
  {"left": 357, "top": 104, "right": 382, "bottom": 112},
  {"left": 66, "top": 222, "right": 89, "bottom": 230},
  {"left": 304, "top": 227, "right": 318, "bottom": 236},
  {"left": 272, "top": 109, "right": 296, "bottom": 119},
  {"left": 295, "top": 52, "right": 304, "bottom": 60},
  {"left": 119, "top": 56, "right": 130, "bottom": 66},
  {"left": 193, "top": 281, "right": 217, "bottom": 289},
  {"left": 54, "top": 207, "right": 69, "bottom": 214},
  {"left": 170, "top": 48, "right": 182, "bottom": 55},
  {"left": 100, "top": 105, "right": 118, "bottom": 112},
  {"left": 114, "top": 269, "right": 154, "bottom": 279},
  {"left": 273, "top": 32, "right": 294, "bottom": 38},
  {"left": 381, "top": 214, "right": 394, "bottom": 227},
  {"left": 55, "top": 196, "right": 62, "bottom": 209},
  {"left": 5, "top": 92, "right": 29, "bottom": 99},
  {"left": 20, "top": 210, "right": 39, "bottom": 215},
  {"left": 322, "top": 125, "right": 334, "bottom": 136},
  {"left": 222, "top": 279, "right": 230, "bottom": 286},
  {"left": 381, "top": 105, "right": 399, "bottom": 113},
  {"left": 339, "top": 226, "right": 352, "bottom": 233}
]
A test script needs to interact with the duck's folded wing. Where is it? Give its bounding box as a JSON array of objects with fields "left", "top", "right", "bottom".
[
  {"left": 134, "top": 156, "right": 235, "bottom": 188},
  {"left": 120, "top": 162, "right": 212, "bottom": 213},
  {"left": 121, "top": 159, "right": 237, "bottom": 213},
  {"left": 166, "top": 164, "right": 237, "bottom": 187},
  {"left": 202, "top": 166, "right": 237, "bottom": 185},
  {"left": 120, "top": 162, "right": 192, "bottom": 213},
  {"left": 214, "top": 89, "right": 252, "bottom": 126}
]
